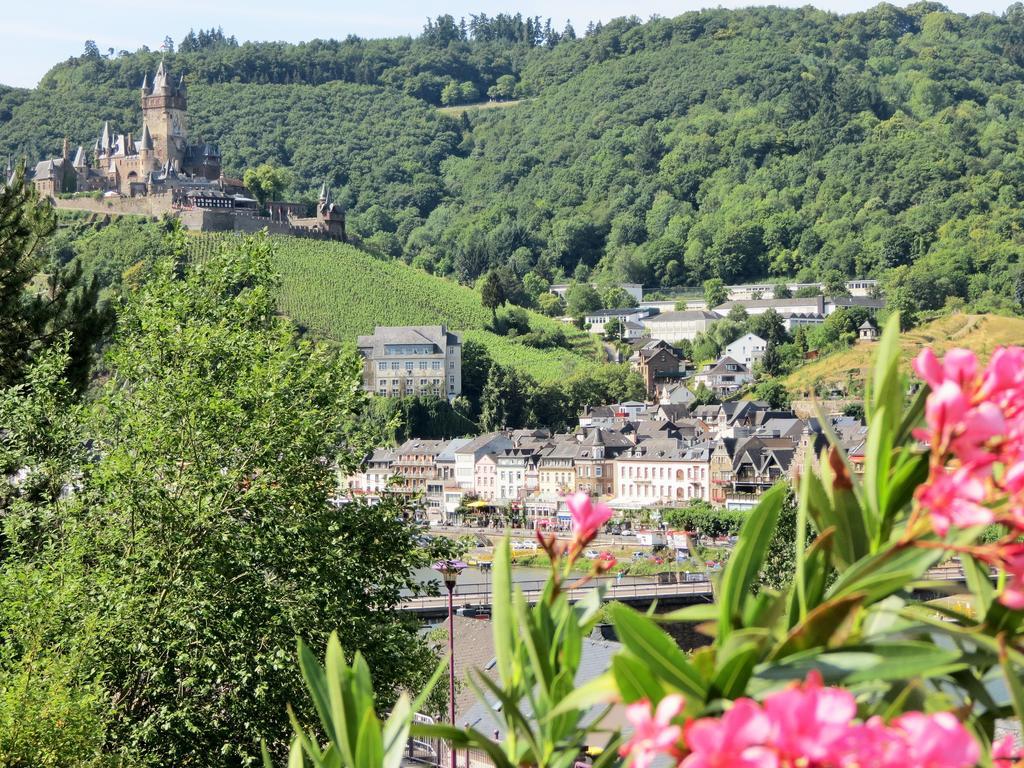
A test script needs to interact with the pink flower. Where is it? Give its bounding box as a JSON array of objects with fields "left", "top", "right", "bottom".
[
  {"left": 681, "top": 698, "right": 778, "bottom": 768},
  {"left": 565, "top": 491, "right": 613, "bottom": 546},
  {"left": 763, "top": 670, "right": 856, "bottom": 763},
  {"left": 915, "top": 466, "right": 993, "bottom": 535},
  {"left": 619, "top": 695, "right": 685, "bottom": 768},
  {"left": 996, "top": 543, "right": 1024, "bottom": 610},
  {"left": 992, "top": 733, "right": 1019, "bottom": 768},
  {"left": 914, "top": 348, "right": 945, "bottom": 390},
  {"left": 890, "top": 711, "right": 980, "bottom": 768},
  {"left": 837, "top": 716, "right": 910, "bottom": 768}
]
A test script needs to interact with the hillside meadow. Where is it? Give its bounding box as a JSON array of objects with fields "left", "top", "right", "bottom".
[
  {"left": 191, "top": 234, "right": 606, "bottom": 383},
  {"left": 784, "top": 313, "right": 1024, "bottom": 393}
]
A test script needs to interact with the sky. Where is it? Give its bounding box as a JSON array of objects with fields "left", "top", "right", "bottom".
[{"left": 1, "top": 0, "right": 1017, "bottom": 88}]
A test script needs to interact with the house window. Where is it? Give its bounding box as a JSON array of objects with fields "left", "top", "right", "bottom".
[
  {"left": 390, "top": 361, "right": 400, "bottom": 370},
  {"left": 449, "top": 361, "right": 455, "bottom": 369},
  {"left": 595, "top": 467, "right": 602, "bottom": 477},
  {"left": 432, "top": 361, "right": 441, "bottom": 370},
  {"left": 405, "top": 361, "right": 414, "bottom": 371},
  {"left": 377, "top": 361, "right": 387, "bottom": 371}
]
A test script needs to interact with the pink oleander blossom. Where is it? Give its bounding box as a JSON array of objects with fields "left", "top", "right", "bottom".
[
  {"left": 914, "top": 466, "right": 994, "bottom": 535},
  {"left": 762, "top": 670, "right": 856, "bottom": 763},
  {"left": 619, "top": 694, "right": 685, "bottom": 768},
  {"left": 681, "top": 699, "right": 778, "bottom": 768},
  {"left": 667, "top": 673, "right": 981, "bottom": 768},
  {"left": 890, "top": 711, "right": 981, "bottom": 768},
  {"left": 992, "top": 733, "right": 1020, "bottom": 768},
  {"left": 564, "top": 491, "right": 613, "bottom": 546}
]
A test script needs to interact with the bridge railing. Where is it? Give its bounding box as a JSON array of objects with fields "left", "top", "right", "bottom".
[{"left": 400, "top": 563, "right": 980, "bottom": 612}]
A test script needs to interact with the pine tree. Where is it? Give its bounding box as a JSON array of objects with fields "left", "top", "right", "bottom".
[{"left": 0, "top": 164, "right": 110, "bottom": 389}]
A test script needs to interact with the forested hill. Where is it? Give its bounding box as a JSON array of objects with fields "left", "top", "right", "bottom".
[{"left": 6, "top": 5, "right": 1024, "bottom": 321}]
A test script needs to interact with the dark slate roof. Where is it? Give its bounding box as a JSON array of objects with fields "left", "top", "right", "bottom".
[
  {"left": 356, "top": 325, "right": 460, "bottom": 356},
  {"left": 584, "top": 307, "right": 642, "bottom": 317}
]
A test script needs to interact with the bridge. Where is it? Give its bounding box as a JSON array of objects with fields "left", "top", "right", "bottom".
[{"left": 400, "top": 564, "right": 972, "bottom": 620}]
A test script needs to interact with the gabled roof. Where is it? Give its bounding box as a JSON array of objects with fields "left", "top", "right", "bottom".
[
  {"left": 356, "top": 325, "right": 460, "bottom": 356},
  {"left": 699, "top": 356, "right": 751, "bottom": 377},
  {"left": 455, "top": 432, "right": 512, "bottom": 456}
]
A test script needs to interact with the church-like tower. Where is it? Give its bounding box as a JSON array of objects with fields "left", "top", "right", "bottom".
[{"left": 140, "top": 61, "right": 188, "bottom": 171}]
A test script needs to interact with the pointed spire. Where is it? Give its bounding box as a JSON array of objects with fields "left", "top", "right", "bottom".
[
  {"left": 101, "top": 121, "right": 111, "bottom": 152},
  {"left": 154, "top": 59, "right": 169, "bottom": 91},
  {"left": 140, "top": 71, "right": 150, "bottom": 92},
  {"left": 319, "top": 179, "right": 328, "bottom": 201},
  {"left": 140, "top": 122, "right": 153, "bottom": 151},
  {"left": 72, "top": 146, "right": 85, "bottom": 168}
]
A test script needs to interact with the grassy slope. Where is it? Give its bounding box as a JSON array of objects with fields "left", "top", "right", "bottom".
[
  {"left": 784, "top": 314, "right": 1024, "bottom": 393},
  {"left": 265, "top": 235, "right": 603, "bottom": 382}
]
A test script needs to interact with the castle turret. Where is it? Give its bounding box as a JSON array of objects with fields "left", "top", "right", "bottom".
[
  {"left": 62, "top": 137, "right": 70, "bottom": 165},
  {"left": 72, "top": 145, "right": 86, "bottom": 169},
  {"left": 140, "top": 71, "right": 151, "bottom": 95},
  {"left": 141, "top": 61, "right": 187, "bottom": 170},
  {"left": 101, "top": 122, "right": 111, "bottom": 155}
]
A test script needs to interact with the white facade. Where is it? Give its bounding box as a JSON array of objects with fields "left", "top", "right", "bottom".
[
  {"left": 724, "top": 333, "right": 768, "bottom": 369},
  {"left": 583, "top": 307, "right": 652, "bottom": 335},
  {"left": 550, "top": 282, "right": 643, "bottom": 302},
  {"left": 643, "top": 311, "right": 722, "bottom": 342}
]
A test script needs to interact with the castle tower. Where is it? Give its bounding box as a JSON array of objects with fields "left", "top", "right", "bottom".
[{"left": 140, "top": 60, "right": 187, "bottom": 172}]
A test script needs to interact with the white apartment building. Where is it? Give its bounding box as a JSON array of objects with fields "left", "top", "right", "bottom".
[
  {"left": 724, "top": 333, "right": 768, "bottom": 369},
  {"left": 453, "top": 433, "right": 512, "bottom": 489},
  {"left": 643, "top": 310, "right": 722, "bottom": 342},
  {"left": 583, "top": 307, "right": 653, "bottom": 335}
]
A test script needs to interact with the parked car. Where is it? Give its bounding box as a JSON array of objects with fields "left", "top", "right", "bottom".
[
  {"left": 584, "top": 549, "right": 599, "bottom": 560},
  {"left": 619, "top": 528, "right": 634, "bottom": 537}
]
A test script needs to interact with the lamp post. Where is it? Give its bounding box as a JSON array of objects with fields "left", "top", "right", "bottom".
[{"left": 433, "top": 559, "right": 467, "bottom": 768}]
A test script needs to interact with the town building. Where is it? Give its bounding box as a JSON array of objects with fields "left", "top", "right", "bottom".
[
  {"left": 454, "top": 432, "right": 513, "bottom": 489},
  {"left": 582, "top": 307, "right": 653, "bottom": 335},
  {"left": 629, "top": 340, "right": 686, "bottom": 396},
  {"left": 356, "top": 325, "right": 462, "bottom": 400},
  {"left": 537, "top": 441, "right": 580, "bottom": 497},
  {"left": 724, "top": 332, "right": 768, "bottom": 369},
  {"left": 574, "top": 428, "right": 633, "bottom": 498},
  {"left": 859, "top": 319, "right": 880, "bottom": 341},
  {"left": 780, "top": 312, "right": 825, "bottom": 332},
  {"left": 392, "top": 439, "right": 447, "bottom": 499},
  {"left": 691, "top": 357, "right": 754, "bottom": 398},
  {"left": 642, "top": 310, "right": 722, "bottom": 342},
  {"left": 714, "top": 297, "right": 825, "bottom": 317},
  {"left": 549, "top": 282, "right": 643, "bottom": 303}
]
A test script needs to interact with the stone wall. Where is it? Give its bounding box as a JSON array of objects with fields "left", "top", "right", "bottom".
[
  {"left": 790, "top": 398, "right": 861, "bottom": 419},
  {"left": 53, "top": 193, "right": 174, "bottom": 218}
]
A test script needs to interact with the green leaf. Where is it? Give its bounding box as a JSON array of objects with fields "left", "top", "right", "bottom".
[
  {"left": 757, "top": 641, "right": 967, "bottom": 685},
  {"left": 828, "top": 544, "right": 944, "bottom": 605},
  {"left": 718, "top": 483, "right": 787, "bottom": 637},
  {"left": 612, "top": 653, "right": 666, "bottom": 703},
  {"left": 710, "top": 642, "right": 758, "bottom": 699},
  {"left": 492, "top": 536, "right": 514, "bottom": 684},
  {"left": 772, "top": 593, "right": 864, "bottom": 659},
  {"left": 354, "top": 706, "right": 383, "bottom": 768},
  {"left": 609, "top": 603, "right": 706, "bottom": 698},
  {"left": 411, "top": 723, "right": 516, "bottom": 768},
  {"left": 547, "top": 672, "right": 618, "bottom": 718},
  {"left": 998, "top": 638, "right": 1024, "bottom": 725},
  {"left": 297, "top": 636, "right": 349, "bottom": 763},
  {"left": 656, "top": 604, "right": 718, "bottom": 623}
]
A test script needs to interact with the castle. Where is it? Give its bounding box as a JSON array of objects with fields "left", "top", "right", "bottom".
[
  {"left": 28, "top": 62, "right": 345, "bottom": 240},
  {"left": 33, "top": 61, "right": 220, "bottom": 198}
]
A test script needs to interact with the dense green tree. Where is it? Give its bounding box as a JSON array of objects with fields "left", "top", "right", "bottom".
[
  {"left": 242, "top": 162, "right": 292, "bottom": 209},
  {"left": 537, "top": 292, "right": 565, "bottom": 317},
  {"left": 703, "top": 278, "right": 727, "bottom": 308},
  {"left": 565, "top": 283, "right": 603, "bottom": 318},
  {"left": 0, "top": 166, "right": 109, "bottom": 390},
  {"left": 480, "top": 268, "right": 507, "bottom": 319},
  {"left": 0, "top": 236, "right": 446, "bottom": 765},
  {"left": 749, "top": 309, "right": 788, "bottom": 347}
]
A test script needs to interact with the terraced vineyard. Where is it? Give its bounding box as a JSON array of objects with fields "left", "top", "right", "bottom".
[{"left": 188, "top": 233, "right": 606, "bottom": 382}]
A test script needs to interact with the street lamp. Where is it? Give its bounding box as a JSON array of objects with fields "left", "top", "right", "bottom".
[{"left": 433, "top": 559, "right": 467, "bottom": 768}]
